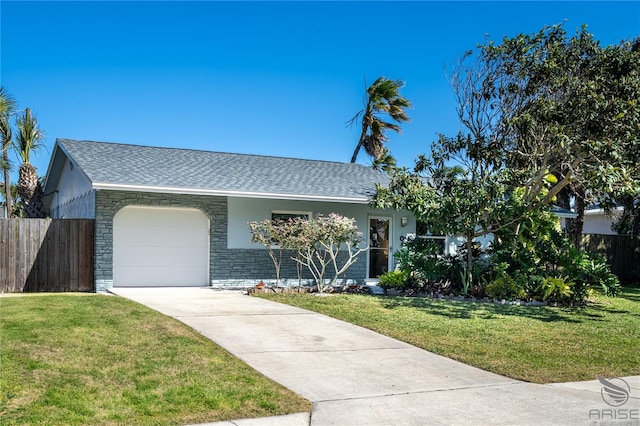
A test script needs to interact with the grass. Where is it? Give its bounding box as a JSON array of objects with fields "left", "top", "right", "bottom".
[
  {"left": 0, "top": 294, "right": 310, "bottom": 425},
  {"left": 256, "top": 288, "right": 640, "bottom": 384}
]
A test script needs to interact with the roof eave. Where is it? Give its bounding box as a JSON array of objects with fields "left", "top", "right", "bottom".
[{"left": 91, "top": 182, "right": 372, "bottom": 204}]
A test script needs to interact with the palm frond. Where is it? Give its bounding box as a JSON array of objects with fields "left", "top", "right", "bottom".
[
  {"left": 0, "top": 87, "right": 17, "bottom": 116},
  {"left": 372, "top": 148, "right": 398, "bottom": 173},
  {"left": 0, "top": 117, "right": 12, "bottom": 148},
  {"left": 1, "top": 86, "right": 16, "bottom": 148},
  {"left": 15, "top": 108, "right": 45, "bottom": 164},
  {"left": 350, "top": 76, "right": 412, "bottom": 162}
]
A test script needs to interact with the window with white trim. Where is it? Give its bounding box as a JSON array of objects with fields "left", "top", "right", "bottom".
[{"left": 271, "top": 211, "right": 311, "bottom": 221}]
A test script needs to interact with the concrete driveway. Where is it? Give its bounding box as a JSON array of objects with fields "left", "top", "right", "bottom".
[{"left": 110, "top": 287, "right": 639, "bottom": 426}]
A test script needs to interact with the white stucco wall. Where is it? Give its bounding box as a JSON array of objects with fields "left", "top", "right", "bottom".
[
  {"left": 227, "top": 196, "right": 416, "bottom": 258},
  {"left": 583, "top": 209, "right": 621, "bottom": 235},
  {"left": 443, "top": 233, "right": 494, "bottom": 256}
]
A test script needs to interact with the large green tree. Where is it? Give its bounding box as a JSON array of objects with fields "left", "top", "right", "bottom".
[
  {"left": 349, "top": 76, "right": 411, "bottom": 163},
  {"left": 372, "top": 133, "right": 519, "bottom": 282},
  {"left": 377, "top": 24, "right": 639, "bottom": 246},
  {"left": 15, "top": 108, "right": 46, "bottom": 218},
  {"left": 0, "top": 86, "right": 16, "bottom": 217},
  {"left": 475, "top": 25, "right": 640, "bottom": 243}
]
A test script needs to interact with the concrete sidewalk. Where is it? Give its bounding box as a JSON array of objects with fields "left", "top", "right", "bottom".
[{"left": 110, "top": 287, "right": 639, "bottom": 426}]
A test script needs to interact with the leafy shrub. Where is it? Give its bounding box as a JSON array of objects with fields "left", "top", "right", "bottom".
[
  {"left": 486, "top": 276, "right": 526, "bottom": 300},
  {"left": 539, "top": 276, "right": 574, "bottom": 303},
  {"left": 379, "top": 270, "right": 408, "bottom": 290},
  {"left": 583, "top": 255, "right": 621, "bottom": 296},
  {"left": 486, "top": 212, "right": 622, "bottom": 305},
  {"left": 395, "top": 238, "right": 444, "bottom": 275},
  {"left": 469, "top": 283, "right": 487, "bottom": 298},
  {"left": 558, "top": 248, "right": 620, "bottom": 300},
  {"left": 395, "top": 237, "right": 454, "bottom": 290}
]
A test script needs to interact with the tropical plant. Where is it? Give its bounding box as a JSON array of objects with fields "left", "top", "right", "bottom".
[
  {"left": 485, "top": 276, "right": 526, "bottom": 301},
  {"left": 1, "top": 182, "right": 25, "bottom": 218},
  {"left": 348, "top": 76, "right": 411, "bottom": 163},
  {"left": 371, "top": 147, "right": 397, "bottom": 173},
  {"left": 393, "top": 235, "right": 457, "bottom": 293},
  {"left": 375, "top": 24, "right": 639, "bottom": 251},
  {"left": 15, "top": 107, "right": 45, "bottom": 218},
  {"left": 378, "top": 270, "right": 408, "bottom": 290},
  {"left": 558, "top": 249, "right": 621, "bottom": 297},
  {"left": 371, "top": 24, "right": 633, "bottom": 305},
  {"left": 538, "top": 276, "right": 574, "bottom": 304},
  {"left": 0, "top": 86, "right": 16, "bottom": 217}
]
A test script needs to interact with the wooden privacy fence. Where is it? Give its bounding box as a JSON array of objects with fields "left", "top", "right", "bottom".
[
  {"left": 0, "top": 219, "right": 94, "bottom": 292},
  {"left": 581, "top": 234, "right": 640, "bottom": 284}
]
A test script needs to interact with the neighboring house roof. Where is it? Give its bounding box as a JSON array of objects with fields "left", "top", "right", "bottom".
[
  {"left": 44, "top": 138, "right": 390, "bottom": 203},
  {"left": 550, "top": 206, "right": 578, "bottom": 219},
  {"left": 584, "top": 206, "right": 625, "bottom": 216}
]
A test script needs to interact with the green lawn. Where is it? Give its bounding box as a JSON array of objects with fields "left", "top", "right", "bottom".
[
  {"left": 0, "top": 294, "right": 310, "bottom": 426},
  {"left": 257, "top": 288, "right": 640, "bottom": 384}
]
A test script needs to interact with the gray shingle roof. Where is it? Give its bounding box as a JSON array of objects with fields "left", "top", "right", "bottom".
[{"left": 53, "top": 138, "right": 390, "bottom": 202}]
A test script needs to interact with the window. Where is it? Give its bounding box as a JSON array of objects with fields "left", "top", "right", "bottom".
[
  {"left": 265, "top": 211, "right": 312, "bottom": 247},
  {"left": 271, "top": 211, "right": 311, "bottom": 221}
]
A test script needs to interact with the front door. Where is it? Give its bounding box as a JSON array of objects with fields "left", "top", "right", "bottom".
[{"left": 369, "top": 217, "right": 391, "bottom": 278}]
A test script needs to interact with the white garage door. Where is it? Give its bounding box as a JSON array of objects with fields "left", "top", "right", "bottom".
[{"left": 113, "top": 206, "right": 209, "bottom": 287}]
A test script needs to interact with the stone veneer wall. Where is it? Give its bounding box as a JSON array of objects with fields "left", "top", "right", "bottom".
[{"left": 94, "top": 190, "right": 366, "bottom": 291}]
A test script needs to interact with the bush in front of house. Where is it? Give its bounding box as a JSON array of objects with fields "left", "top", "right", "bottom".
[
  {"left": 387, "top": 221, "right": 620, "bottom": 305},
  {"left": 485, "top": 275, "right": 526, "bottom": 301},
  {"left": 378, "top": 270, "right": 409, "bottom": 290}
]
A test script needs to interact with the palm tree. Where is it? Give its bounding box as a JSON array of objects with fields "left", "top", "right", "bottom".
[
  {"left": 371, "top": 148, "right": 397, "bottom": 174},
  {"left": 348, "top": 76, "right": 411, "bottom": 163},
  {"left": 15, "top": 108, "right": 45, "bottom": 218},
  {"left": 0, "top": 86, "right": 17, "bottom": 218}
]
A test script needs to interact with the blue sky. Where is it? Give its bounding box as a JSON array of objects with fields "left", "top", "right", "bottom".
[{"left": 2, "top": 1, "right": 639, "bottom": 183}]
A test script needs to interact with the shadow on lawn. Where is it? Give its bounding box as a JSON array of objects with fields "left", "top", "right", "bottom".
[
  {"left": 373, "top": 287, "right": 640, "bottom": 323},
  {"left": 619, "top": 287, "right": 640, "bottom": 303},
  {"left": 376, "top": 296, "right": 590, "bottom": 324}
]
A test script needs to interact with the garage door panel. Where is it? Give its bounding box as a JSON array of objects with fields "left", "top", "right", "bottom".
[
  {"left": 116, "top": 222, "right": 208, "bottom": 240},
  {"left": 117, "top": 207, "right": 206, "bottom": 226},
  {"left": 115, "top": 231, "right": 208, "bottom": 248},
  {"left": 116, "top": 247, "right": 208, "bottom": 267},
  {"left": 115, "top": 266, "right": 205, "bottom": 286},
  {"left": 113, "top": 206, "right": 210, "bottom": 287}
]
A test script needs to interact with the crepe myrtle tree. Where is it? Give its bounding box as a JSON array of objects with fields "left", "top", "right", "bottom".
[
  {"left": 248, "top": 219, "right": 292, "bottom": 287},
  {"left": 249, "top": 214, "right": 368, "bottom": 292},
  {"left": 287, "top": 214, "right": 368, "bottom": 293}
]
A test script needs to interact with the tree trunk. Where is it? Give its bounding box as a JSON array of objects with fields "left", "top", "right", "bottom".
[
  {"left": 572, "top": 194, "right": 585, "bottom": 247},
  {"left": 557, "top": 185, "right": 586, "bottom": 247},
  {"left": 18, "top": 163, "right": 45, "bottom": 218},
  {"left": 350, "top": 129, "right": 367, "bottom": 163},
  {"left": 2, "top": 146, "right": 11, "bottom": 217},
  {"left": 351, "top": 107, "right": 372, "bottom": 163},
  {"left": 463, "top": 231, "right": 474, "bottom": 294}
]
